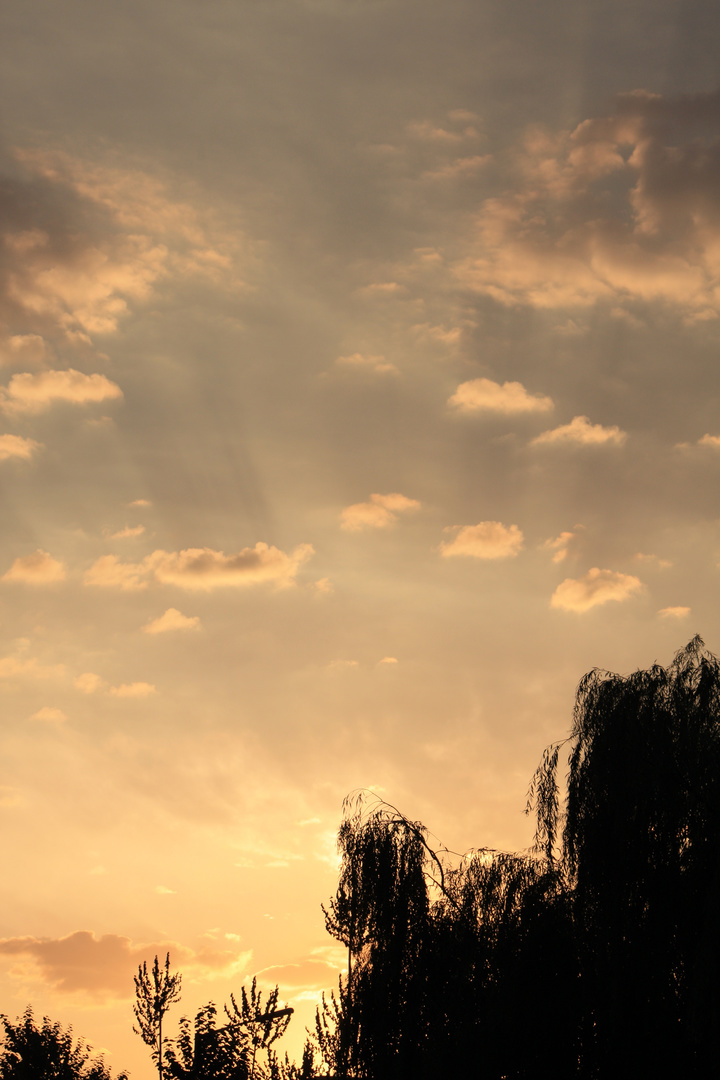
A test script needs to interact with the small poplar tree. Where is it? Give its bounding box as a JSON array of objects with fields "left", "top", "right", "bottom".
[{"left": 133, "top": 953, "right": 182, "bottom": 1080}]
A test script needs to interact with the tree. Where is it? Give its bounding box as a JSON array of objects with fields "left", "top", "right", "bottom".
[
  {"left": 529, "top": 636, "right": 720, "bottom": 1076},
  {"left": 0, "top": 1007, "right": 127, "bottom": 1080},
  {"left": 133, "top": 953, "right": 182, "bottom": 1080},
  {"left": 163, "top": 981, "right": 292, "bottom": 1080}
]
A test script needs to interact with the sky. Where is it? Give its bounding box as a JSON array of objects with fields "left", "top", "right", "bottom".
[{"left": 2, "top": 0, "right": 720, "bottom": 1074}]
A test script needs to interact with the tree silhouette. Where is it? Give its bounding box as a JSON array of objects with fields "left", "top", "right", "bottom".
[
  {"left": 317, "top": 639, "right": 720, "bottom": 1078},
  {"left": 163, "top": 982, "right": 292, "bottom": 1080},
  {"left": 529, "top": 635, "right": 720, "bottom": 1076},
  {"left": 133, "top": 953, "right": 182, "bottom": 1080},
  {"left": 0, "top": 1007, "right": 127, "bottom": 1079}
]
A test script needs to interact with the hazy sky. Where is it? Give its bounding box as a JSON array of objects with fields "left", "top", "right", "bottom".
[{"left": 2, "top": 0, "right": 720, "bottom": 1073}]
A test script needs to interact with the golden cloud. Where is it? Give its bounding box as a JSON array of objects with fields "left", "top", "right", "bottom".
[
  {"left": 85, "top": 542, "right": 313, "bottom": 591},
  {"left": 454, "top": 89, "right": 720, "bottom": 317},
  {"left": 440, "top": 521, "right": 524, "bottom": 559},
  {"left": 143, "top": 608, "right": 200, "bottom": 634},
  {"left": 658, "top": 606, "right": 691, "bottom": 618},
  {"left": 335, "top": 352, "right": 398, "bottom": 375},
  {"left": 0, "top": 434, "right": 42, "bottom": 462},
  {"left": 108, "top": 682, "right": 156, "bottom": 698},
  {"left": 531, "top": 415, "right": 626, "bottom": 446},
  {"left": 551, "top": 568, "right": 643, "bottom": 612},
  {"left": 340, "top": 493, "right": 420, "bottom": 531},
  {"left": 0, "top": 369, "right": 123, "bottom": 415},
  {"left": 0, "top": 931, "right": 252, "bottom": 998},
  {"left": 0, "top": 657, "right": 65, "bottom": 680},
  {"left": 448, "top": 377, "right": 553, "bottom": 414},
  {"left": 2, "top": 549, "right": 66, "bottom": 583},
  {"left": 30, "top": 706, "right": 67, "bottom": 722}
]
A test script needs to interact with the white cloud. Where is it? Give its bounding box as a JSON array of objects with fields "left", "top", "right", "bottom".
[
  {"left": 109, "top": 682, "right": 156, "bottom": 698},
  {"left": 532, "top": 415, "right": 626, "bottom": 446},
  {"left": 340, "top": 493, "right": 420, "bottom": 531},
  {"left": 143, "top": 608, "right": 200, "bottom": 634},
  {"left": 30, "top": 707, "right": 67, "bottom": 722},
  {"left": 440, "top": 521, "right": 524, "bottom": 559},
  {"left": 2, "top": 550, "right": 66, "bottom": 584},
  {"left": 0, "top": 434, "right": 42, "bottom": 462},
  {"left": 335, "top": 353, "right": 398, "bottom": 375},
  {"left": 658, "top": 606, "right": 691, "bottom": 619},
  {"left": 0, "top": 370, "right": 123, "bottom": 415},
  {"left": 551, "top": 568, "right": 643, "bottom": 612},
  {"left": 448, "top": 377, "right": 553, "bottom": 414}
]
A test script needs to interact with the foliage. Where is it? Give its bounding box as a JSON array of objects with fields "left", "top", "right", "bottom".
[
  {"left": 164, "top": 980, "right": 292, "bottom": 1080},
  {"left": 317, "top": 638, "right": 720, "bottom": 1079},
  {"left": 0, "top": 1007, "right": 127, "bottom": 1080},
  {"left": 133, "top": 953, "right": 182, "bottom": 1079}
]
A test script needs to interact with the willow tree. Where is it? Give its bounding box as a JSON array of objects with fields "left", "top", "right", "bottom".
[{"left": 530, "top": 637, "right": 720, "bottom": 1077}]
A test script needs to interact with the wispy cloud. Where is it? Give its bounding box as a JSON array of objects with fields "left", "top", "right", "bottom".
[
  {"left": 658, "top": 606, "right": 691, "bottom": 619},
  {"left": 440, "top": 522, "right": 524, "bottom": 559},
  {"left": 551, "top": 568, "right": 643, "bottom": 612},
  {"left": 341, "top": 493, "right": 420, "bottom": 532},
  {"left": 335, "top": 352, "right": 398, "bottom": 375}
]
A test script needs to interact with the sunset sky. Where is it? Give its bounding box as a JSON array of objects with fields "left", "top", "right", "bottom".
[{"left": 2, "top": 0, "right": 720, "bottom": 1074}]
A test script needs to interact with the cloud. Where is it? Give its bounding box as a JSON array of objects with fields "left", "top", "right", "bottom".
[
  {"left": 0, "top": 369, "right": 123, "bottom": 415},
  {"left": 0, "top": 148, "right": 247, "bottom": 345},
  {"left": 658, "top": 606, "right": 691, "bottom": 618},
  {"left": 106, "top": 525, "right": 145, "bottom": 539},
  {"left": 551, "top": 568, "right": 643, "bottom": 612},
  {"left": 128, "top": 499, "right": 152, "bottom": 507},
  {"left": 74, "top": 672, "right": 105, "bottom": 694},
  {"left": 85, "top": 543, "right": 313, "bottom": 591},
  {"left": 109, "top": 682, "right": 156, "bottom": 698},
  {"left": 335, "top": 352, "right": 398, "bottom": 375},
  {"left": 255, "top": 958, "right": 340, "bottom": 991},
  {"left": 0, "top": 434, "right": 42, "bottom": 462},
  {"left": 30, "top": 707, "right": 67, "bottom": 722},
  {"left": 453, "top": 89, "right": 720, "bottom": 318},
  {"left": 0, "top": 931, "right": 251, "bottom": 997},
  {"left": 440, "top": 521, "right": 524, "bottom": 559},
  {"left": 340, "top": 493, "right": 420, "bottom": 531},
  {"left": 448, "top": 377, "right": 553, "bottom": 415},
  {"left": 542, "top": 530, "right": 579, "bottom": 563},
  {"left": 698, "top": 434, "right": 720, "bottom": 448},
  {"left": 379, "top": 656, "right": 399, "bottom": 664},
  {"left": 0, "top": 333, "right": 50, "bottom": 367},
  {"left": 2, "top": 550, "right": 65, "bottom": 583},
  {"left": 0, "top": 657, "right": 65, "bottom": 680},
  {"left": 531, "top": 415, "right": 626, "bottom": 447},
  {"left": 143, "top": 608, "right": 200, "bottom": 634}
]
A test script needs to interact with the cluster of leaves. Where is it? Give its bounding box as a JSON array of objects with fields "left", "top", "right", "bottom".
[
  {"left": 0, "top": 1008, "right": 127, "bottom": 1080},
  {"left": 315, "top": 638, "right": 720, "bottom": 1079}
]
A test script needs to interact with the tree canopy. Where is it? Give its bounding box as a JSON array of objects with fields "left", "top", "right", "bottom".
[
  {"left": 0, "top": 1008, "right": 127, "bottom": 1080},
  {"left": 315, "top": 638, "right": 720, "bottom": 1079}
]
